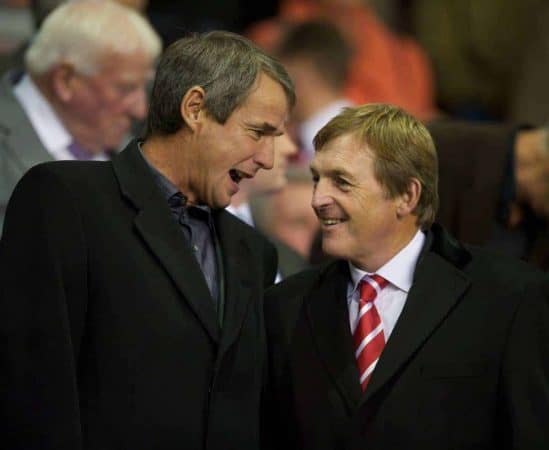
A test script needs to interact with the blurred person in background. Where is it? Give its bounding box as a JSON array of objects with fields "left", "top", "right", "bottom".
[
  {"left": 0, "top": 0, "right": 161, "bottom": 233},
  {"left": 370, "top": 0, "right": 548, "bottom": 123},
  {"left": 429, "top": 121, "right": 549, "bottom": 270},
  {"left": 227, "top": 133, "right": 310, "bottom": 279},
  {"left": 0, "top": 0, "right": 150, "bottom": 73},
  {"left": 276, "top": 20, "right": 353, "bottom": 161},
  {"left": 247, "top": 0, "right": 437, "bottom": 120},
  {"left": 251, "top": 166, "right": 318, "bottom": 261}
]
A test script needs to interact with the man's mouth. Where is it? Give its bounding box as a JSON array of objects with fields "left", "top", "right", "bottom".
[
  {"left": 229, "top": 169, "right": 246, "bottom": 184},
  {"left": 319, "top": 218, "right": 346, "bottom": 226}
]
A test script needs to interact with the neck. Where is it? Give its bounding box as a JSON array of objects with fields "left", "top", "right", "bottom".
[
  {"left": 142, "top": 133, "right": 193, "bottom": 199},
  {"left": 354, "top": 224, "right": 419, "bottom": 273}
]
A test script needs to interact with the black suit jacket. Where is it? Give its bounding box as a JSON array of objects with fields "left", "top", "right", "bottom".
[
  {"left": 0, "top": 141, "right": 278, "bottom": 450},
  {"left": 263, "top": 224, "right": 549, "bottom": 449}
]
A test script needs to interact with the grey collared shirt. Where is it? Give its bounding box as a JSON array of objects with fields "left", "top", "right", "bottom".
[{"left": 138, "top": 144, "right": 220, "bottom": 306}]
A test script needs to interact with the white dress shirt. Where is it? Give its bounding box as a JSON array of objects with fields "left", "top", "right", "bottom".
[
  {"left": 13, "top": 74, "right": 108, "bottom": 161},
  {"left": 225, "top": 202, "right": 255, "bottom": 227},
  {"left": 347, "top": 230, "right": 426, "bottom": 341}
]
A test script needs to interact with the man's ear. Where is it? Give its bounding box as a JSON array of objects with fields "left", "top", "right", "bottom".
[
  {"left": 51, "top": 63, "right": 78, "bottom": 103},
  {"left": 396, "top": 177, "right": 422, "bottom": 218},
  {"left": 180, "top": 86, "right": 206, "bottom": 131}
]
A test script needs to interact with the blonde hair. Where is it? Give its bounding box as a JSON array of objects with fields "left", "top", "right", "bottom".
[
  {"left": 314, "top": 103, "right": 439, "bottom": 229},
  {"left": 25, "top": 0, "right": 161, "bottom": 76}
]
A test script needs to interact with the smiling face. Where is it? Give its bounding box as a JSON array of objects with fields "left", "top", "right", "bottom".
[
  {"left": 185, "top": 72, "right": 290, "bottom": 208},
  {"left": 310, "top": 133, "right": 419, "bottom": 271}
]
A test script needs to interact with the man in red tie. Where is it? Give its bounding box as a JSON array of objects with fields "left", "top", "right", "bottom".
[{"left": 262, "top": 103, "right": 549, "bottom": 449}]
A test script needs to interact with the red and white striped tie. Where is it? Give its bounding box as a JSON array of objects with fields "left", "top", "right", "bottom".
[{"left": 353, "top": 274, "right": 388, "bottom": 391}]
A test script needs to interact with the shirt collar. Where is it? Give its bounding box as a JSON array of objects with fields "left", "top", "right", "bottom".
[
  {"left": 13, "top": 73, "right": 108, "bottom": 161},
  {"left": 14, "top": 73, "right": 72, "bottom": 157},
  {"left": 348, "top": 229, "right": 426, "bottom": 294},
  {"left": 226, "top": 202, "right": 254, "bottom": 226},
  {"left": 137, "top": 141, "right": 212, "bottom": 214}
]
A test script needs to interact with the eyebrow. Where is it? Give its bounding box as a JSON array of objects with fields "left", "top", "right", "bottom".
[
  {"left": 248, "top": 122, "right": 284, "bottom": 136},
  {"left": 310, "top": 166, "right": 353, "bottom": 180}
]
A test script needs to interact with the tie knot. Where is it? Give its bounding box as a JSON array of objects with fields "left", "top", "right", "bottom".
[{"left": 359, "top": 274, "right": 388, "bottom": 303}]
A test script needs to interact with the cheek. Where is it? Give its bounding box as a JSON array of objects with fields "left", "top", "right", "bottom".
[{"left": 73, "top": 94, "right": 116, "bottom": 121}]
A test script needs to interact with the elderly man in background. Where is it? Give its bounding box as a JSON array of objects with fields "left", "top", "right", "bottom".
[
  {"left": 0, "top": 30, "right": 294, "bottom": 450},
  {"left": 0, "top": 0, "right": 161, "bottom": 233}
]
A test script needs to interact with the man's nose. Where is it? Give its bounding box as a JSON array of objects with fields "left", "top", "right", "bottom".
[
  {"left": 311, "top": 179, "right": 331, "bottom": 209},
  {"left": 254, "top": 137, "right": 275, "bottom": 170}
]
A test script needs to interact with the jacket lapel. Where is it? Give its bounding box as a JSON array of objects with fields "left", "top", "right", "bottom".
[
  {"left": 361, "top": 226, "right": 471, "bottom": 405},
  {"left": 112, "top": 142, "right": 220, "bottom": 342},
  {"left": 306, "top": 262, "right": 363, "bottom": 412},
  {"left": 215, "top": 211, "right": 254, "bottom": 355}
]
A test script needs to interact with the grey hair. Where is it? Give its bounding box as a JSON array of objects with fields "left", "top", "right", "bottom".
[
  {"left": 25, "top": 0, "right": 161, "bottom": 76},
  {"left": 146, "top": 30, "right": 295, "bottom": 137}
]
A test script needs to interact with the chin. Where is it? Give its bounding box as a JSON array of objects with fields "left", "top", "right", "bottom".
[
  {"left": 214, "top": 194, "right": 233, "bottom": 210},
  {"left": 321, "top": 238, "right": 348, "bottom": 260}
]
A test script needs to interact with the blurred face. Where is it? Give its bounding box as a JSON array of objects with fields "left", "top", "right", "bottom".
[
  {"left": 187, "top": 73, "right": 290, "bottom": 209},
  {"left": 247, "top": 133, "right": 298, "bottom": 194},
  {"left": 279, "top": 57, "right": 315, "bottom": 123},
  {"left": 310, "top": 133, "right": 411, "bottom": 271},
  {"left": 271, "top": 181, "right": 319, "bottom": 258},
  {"left": 65, "top": 49, "right": 153, "bottom": 152}
]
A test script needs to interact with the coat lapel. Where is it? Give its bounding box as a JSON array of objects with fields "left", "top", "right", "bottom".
[
  {"left": 112, "top": 142, "right": 220, "bottom": 342},
  {"left": 306, "top": 262, "right": 363, "bottom": 412},
  {"left": 215, "top": 211, "right": 254, "bottom": 355},
  {"left": 361, "top": 227, "right": 471, "bottom": 405}
]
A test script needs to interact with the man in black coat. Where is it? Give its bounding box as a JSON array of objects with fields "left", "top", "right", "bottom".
[
  {"left": 263, "top": 104, "right": 549, "bottom": 449},
  {"left": 0, "top": 31, "right": 295, "bottom": 450}
]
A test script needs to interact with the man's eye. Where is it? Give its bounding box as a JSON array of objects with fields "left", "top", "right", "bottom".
[
  {"left": 335, "top": 178, "right": 350, "bottom": 189},
  {"left": 250, "top": 129, "right": 263, "bottom": 140}
]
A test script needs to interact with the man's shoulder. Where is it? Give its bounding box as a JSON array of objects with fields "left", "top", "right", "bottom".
[
  {"left": 24, "top": 159, "right": 111, "bottom": 180},
  {"left": 13, "top": 160, "right": 114, "bottom": 200},
  {"left": 428, "top": 222, "right": 548, "bottom": 289}
]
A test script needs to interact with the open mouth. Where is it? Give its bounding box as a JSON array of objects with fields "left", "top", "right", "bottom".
[
  {"left": 229, "top": 169, "right": 252, "bottom": 184},
  {"left": 229, "top": 169, "right": 243, "bottom": 184}
]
